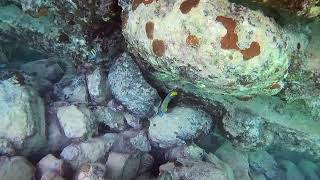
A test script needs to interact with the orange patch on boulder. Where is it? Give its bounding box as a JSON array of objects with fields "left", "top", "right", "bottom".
[
  {"left": 180, "top": 0, "right": 200, "bottom": 14},
  {"left": 241, "top": 41, "right": 261, "bottom": 60},
  {"left": 186, "top": 35, "right": 200, "bottom": 47},
  {"left": 270, "top": 83, "right": 281, "bottom": 89},
  {"left": 216, "top": 16, "right": 261, "bottom": 60},
  {"left": 216, "top": 16, "right": 239, "bottom": 50},
  {"left": 152, "top": 39, "right": 166, "bottom": 57},
  {"left": 146, "top": 21, "right": 155, "bottom": 39}
]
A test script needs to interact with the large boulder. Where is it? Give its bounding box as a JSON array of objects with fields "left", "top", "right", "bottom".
[
  {"left": 0, "top": 73, "right": 46, "bottom": 155},
  {"left": 108, "top": 53, "right": 161, "bottom": 118},
  {"left": 122, "top": 0, "right": 295, "bottom": 97},
  {"left": 148, "top": 106, "right": 213, "bottom": 148}
]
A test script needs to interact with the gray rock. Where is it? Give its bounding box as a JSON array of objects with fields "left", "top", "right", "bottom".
[
  {"left": 55, "top": 75, "right": 88, "bottom": 103},
  {"left": 223, "top": 108, "right": 269, "bottom": 150},
  {"left": 0, "top": 156, "right": 35, "bottom": 180},
  {"left": 105, "top": 152, "right": 141, "bottom": 180},
  {"left": 129, "top": 131, "right": 151, "bottom": 152},
  {"left": 94, "top": 106, "right": 126, "bottom": 132},
  {"left": 135, "top": 172, "right": 157, "bottom": 180},
  {"left": 0, "top": 138, "right": 15, "bottom": 156},
  {"left": 204, "top": 153, "right": 235, "bottom": 180},
  {"left": 60, "top": 134, "right": 117, "bottom": 169},
  {"left": 57, "top": 104, "right": 97, "bottom": 139},
  {"left": 124, "top": 112, "right": 142, "bottom": 130},
  {"left": 107, "top": 99, "right": 125, "bottom": 112},
  {"left": 165, "top": 144, "right": 206, "bottom": 161},
  {"left": 46, "top": 105, "right": 70, "bottom": 152},
  {"left": 138, "top": 153, "right": 154, "bottom": 175},
  {"left": 215, "top": 143, "right": 251, "bottom": 180},
  {"left": 148, "top": 106, "right": 213, "bottom": 148},
  {"left": 0, "top": 74, "right": 46, "bottom": 155},
  {"left": 278, "top": 160, "right": 305, "bottom": 180},
  {"left": 108, "top": 53, "right": 161, "bottom": 118},
  {"left": 37, "top": 154, "right": 66, "bottom": 179},
  {"left": 86, "top": 67, "right": 110, "bottom": 104},
  {"left": 298, "top": 159, "right": 319, "bottom": 180},
  {"left": 248, "top": 150, "right": 279, "bottom": 179},
  {"left": 75, "top": 163, "right": 106, "bottom": 180},
  {"left": 20, "top": 58, "right": 64, "bottom": 83},
  {"left": 158, "top": 158, "right": 230, "bottom": 180},
  {"left": 41, "top": 171, "right": 66, "bottom": 180},
  {"left": 110, "top": 130, "right": 150, "bottom": 154}
]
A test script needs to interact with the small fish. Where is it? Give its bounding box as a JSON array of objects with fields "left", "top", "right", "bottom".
[
  {"left": 87, "top": 48, "right": 97, "bottom": 60},
  {"left": 158, "top": 90, "right": 178, "bottom": 116}
]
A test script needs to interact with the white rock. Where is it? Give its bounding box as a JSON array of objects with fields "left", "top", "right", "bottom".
[
  {"left": 57, "top": 105, "right": 97, "bottom": 139},
  {"left": 86, "top": 67, "right": 109, "bottom": 104},
  {"left": 60, "top": 134, "right": 117, "bottom": 169},
  {"left": 0, "top": 75, "right": 46, "bottom": 155},
  {"left": 0, "top": 156, "right": 35, "bottom": 180},
  {"left": 148, "top": 106, "right": 212, "bottom": 148},
  {"left": 37, "top": 154, "right": 66, "bottom": 178}
]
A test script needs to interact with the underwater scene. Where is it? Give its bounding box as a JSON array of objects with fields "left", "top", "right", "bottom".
[{"left": 0, "top": 0, "right": 320, "bottom": 179}]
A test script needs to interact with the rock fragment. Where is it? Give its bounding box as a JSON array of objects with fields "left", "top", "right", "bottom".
[
  {"left": 75, "top": 163, "right": 106, "bottom": 180},
  {"left": 215, "top": 143, "right": 251, "bottom": 180},
  {"left": 108, "top": 53, "right": 161, "bottom": 118},
  {"left": 0, "top": 74, "right": 46, "bottom": 155},
  {"left": 248, "top": 150, "right": 279, "bottom": 179},
  {"left": 93, "top": 106, "right": 126, "bottom": 132},
  {"left": 86, "top": 67, "right": 109, "bottom": 104},
  {"left": 55, "top": 75, "right": 88, "bottom": 103},
  {"left": 105, "top": 152, "right": 141, "bottom": 180},
  {"left": 60, "top": 134, "right": 117, "bottom": 169},
  {"left": 37, "top": 154, "right": 66, "bottom": 179},
  {"left": 57, "top": 104, "right": 97, "bottom": 139},
  {"left": 278, "top": 160, "right": 305, "bottom": 180},
  {"left": 148, "top": 106, "right": 212, "bottom": 148}
]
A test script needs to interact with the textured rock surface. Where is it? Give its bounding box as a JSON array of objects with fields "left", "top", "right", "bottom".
[
  {"left": 37, "top": 154, "right": 66, "bottom": 179},
  {"left": 0, "top": 74, "right": 46, "bottom": 155},
  {"left": 60, "top": 134, "right": 116, "bottom": 169},
  {"left": 248, "top": 150, "right": 279, "bottom": 179},
  {"left": 204, "top": 153, "right": 235, "bottom": 180},
  {"left": 41, "top": 171, "right": 66, "bottom": 180},
  {"left": 165, "top": 144, "right": 206, "bottom": 161},
  {"left": 105, "top": 152, "right": 141, "bottom": 180},
  {"left": 0, "top": 138, "right": 16, "bottom": 156},
  {"left": 158, "top": 158, "right": 230, "bottom": 180},
  {"left": 0, "top": 156, "right": 35, "bottom": 180},
  {"left": 57, "top": 104, "right": 97, "bottom": 139},
  {"left": 75, "top": 163, "right": 106, "bottom": 180},
  {"left": 148, "top": 106, "right": 212, "bottom": 148},
  {"left": 94, "top": 106, "right": 126, "bottom": 132},
  {"left": 122, "top": 0, "right": 320, "bottom": 160},
  {"left": 108, "top": 53, "right": 161, "bottom": 118},
  {"left": 215, "top": 143, "right": 251, "bottom": 180},
  {"left": 129, "top": 131, "right": 151, "bottom": 152},
  {"left": 123, "top": 0, "right": 293, "bottom": 97},
  {"left": 55, "top": 75, "right": 88, "bottom": 103},
  {"left": 86, "top": 67, "right": 109, "bottom": 104},
  {"left": 124, "top": 112, "right": 142, "bottom": 130}
]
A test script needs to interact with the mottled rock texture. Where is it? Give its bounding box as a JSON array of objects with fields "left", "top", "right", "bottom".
[
  {"left": 122, "top": 0, "right": 320, "bottom": 160},
  {"left": 108, "top": 53, "right": 161, "bottom": 118},
  {"left": 148, "top": 106, "right": 212, "bottom": 148},
  {"left": 0, "top": 156, "right": 35, "bottom": 180},
  {"left": 0, "top": 74, "right": 46, "bottom": 155}
]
